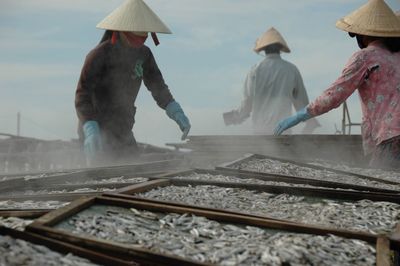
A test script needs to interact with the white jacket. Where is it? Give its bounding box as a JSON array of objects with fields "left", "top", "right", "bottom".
[{"left": 233, "top": 53, "right": 318, "bottom": 134}]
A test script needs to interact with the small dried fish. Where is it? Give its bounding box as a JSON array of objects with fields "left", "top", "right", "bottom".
[
  {"left": 174, "top": 172, "right": 322, "bottom": 188},
  {"left": 0, "top": 217, "right": 33, "bottom": 231},
  {"left": 66, "top": 177, "right": 148, "bottom": 185},
  {"left": 231, "top": 158, "right": 400, "bottom": 191},
  {"left": 0, "top": 200, "right": 69, "bottom": 210},
  {"left": 138, "top": 185, "right": 400, "bottom": 234},
  {"left": 55, "top": 205, "right": 376, "bottom": 265},
  {"left": 311, "top": 160, "right": 400, "bottom": 184},
  {"left": 0, "top": 235, "right": 98, "bottom": 265}
]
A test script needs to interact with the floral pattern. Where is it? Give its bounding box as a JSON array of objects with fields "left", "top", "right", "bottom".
[{"left": 308, "top": 41, "right": 400, "bottom": 154}]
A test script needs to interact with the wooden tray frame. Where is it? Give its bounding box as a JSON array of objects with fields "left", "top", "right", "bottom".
[{"left": 27, "top": 195, "right": 392, "bottom": 266}]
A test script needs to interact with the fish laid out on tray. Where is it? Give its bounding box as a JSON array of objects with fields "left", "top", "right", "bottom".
[
  {"left": 138, "top": 185, "right": 400, "bottom": 234},
  {"left": 0, "top": 235, "right": 98, "bottom": 266},
  {"left": 55, "top": 205, "right": 376, "bottom": 266}
]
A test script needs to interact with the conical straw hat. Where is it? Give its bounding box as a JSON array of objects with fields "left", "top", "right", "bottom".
[
  {"left": 336, "top": 0, "right": 400, "bottom": 37},
  {"left": 396, "top": 10, "right": 400, "bottom": 18},
  {"left": 254, "top": 27, "right": 290, "bottom": 53},
  {"left": 97, "top": 0, "right": 171, "bottom": 34}
]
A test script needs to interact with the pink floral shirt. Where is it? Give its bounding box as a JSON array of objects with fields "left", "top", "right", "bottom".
[{"left": 308, "top": 41, "right": 400, "bottom": 155}]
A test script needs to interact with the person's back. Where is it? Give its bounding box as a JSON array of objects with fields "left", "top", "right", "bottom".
[
  {"left": 223, "top": 27, "right": 319, "bottom": 134},
  {"left": 250, "top": 53, "right": 306, "bottom": 134}
]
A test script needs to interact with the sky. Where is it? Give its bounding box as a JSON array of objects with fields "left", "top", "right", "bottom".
[{"left": 0, "top": 0, "right": 399, "bottom": 147}]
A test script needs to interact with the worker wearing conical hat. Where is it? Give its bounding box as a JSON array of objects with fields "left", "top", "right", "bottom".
[
  {"left": 275, "top": 0, "right": 400, "bottom": 169},
  {"left": 223, "top": 27, "right": 320, "bottom": 134},
  {"left": 75, "top": 0, "right": 191, "bottom": 166}
]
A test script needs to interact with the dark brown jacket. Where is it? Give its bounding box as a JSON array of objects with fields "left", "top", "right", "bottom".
[{"left": 75, "top": 40, "right": 174, "bottom": 151}]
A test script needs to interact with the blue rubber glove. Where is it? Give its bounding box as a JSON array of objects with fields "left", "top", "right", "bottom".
[
  {"left": 82, "top": 120, "right": 103, "bottom": 165},
  {"left": 166, "top": 101, "right": 191, "bottom": 140},
  {"left": 274, "top": 107, "right": 312, "bottom": 135}
]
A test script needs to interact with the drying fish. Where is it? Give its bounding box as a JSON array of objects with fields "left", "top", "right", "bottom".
[
  {"left": 55, "top": 205, "right": 376, "bottom": 266},
  {"left": 0, "top": 217, "right": 33, "bottom": 231},
  {"left": 138, "top": 185, "right": 400, "bottom": 234},
  {"left": 66, "top": 177, "right": 148, "bottom": 185},
  {"left": 231, "top": 158, "right": 400, "bottom": 191},
  {"left": 0, "top": 200, "right": 69, "bottom": 210},
  {"left": 174, "top": 172, "right": 322, "bottom": 188},
  {"left": 311, "top": 160, "right": 400, "bottom": 184},
  {"left": 0, "top": 235, "right": 98, "bottom": 265}
]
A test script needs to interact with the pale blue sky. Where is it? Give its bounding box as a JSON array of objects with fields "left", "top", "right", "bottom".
[{"left": 0, "top": 0, "right": 399, "bottom": 146}]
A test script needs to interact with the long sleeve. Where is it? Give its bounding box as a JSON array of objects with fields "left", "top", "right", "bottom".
[
  {"left": 75, "top": 50, "right": 105, "bottom": 123},
  {"left": 308, "top": 52, "right": 368, "bottom": 117},
  {"left": 292, "top": 67, "right": 321, "bottom": 131},
  {"left": 143, "top": 49, "right": 174, "bottom": 109},
  {"left": 292, "top": 67, "right": 310, "bottom": 112},
  {"left": 236, "top": 67, "right": 256, "bottom": 123}
]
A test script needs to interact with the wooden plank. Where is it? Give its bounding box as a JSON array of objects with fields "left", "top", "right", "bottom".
[
  {"left": 216, "top": 167, "right": 399, "bottom": 193},
  {"left": 377, "top": 236, "right": 392, "bottom": 266},
  {"left": 170, "top": 178, "right": 400, "bottom": 203},
  {"left": 170, "top": 134, "right": 366, "bottom": 166},
  {"left": 158, "top": 168, "right": 400, "bottom": 196},
  {"left": 105, "top": 179, "right": 400, "bottom": 236},
  {"left": 0, "top": 192, "right": 100, "bottom": 202},
  {"left": 0, "top": 209, "right": 50, "bottom": 218},
  {"left": 0, "top": 159, "right": 185, "bottom": 191},
  {"left": 31, "top": 196, "right": 96, "bottom": 227},
  {"left": 217, "top": 153, "right": 254, "bottom": 168},
  {"left": 0, "top": 180, "right": 150, "bottom": 195},
  {"left": 116, "top": 179, "right": 171, "bottom": 194},
  {"left": 97, "top": 196, "right": 378, "bottom": 243},
  {"left": 0, "top": 226, "right": 138, "bottom": 266},
  {"left": 28, "top": 224, "right": 208, "bottom": 266},
  {"left": 186, "top": 134, "right": 363, "bottom": 142},
  {"left": 26, "top": 195, "right": 381, "bottom": 265},
  {"left": 29, "top": 195, "right": 379, "bottom": 243}
]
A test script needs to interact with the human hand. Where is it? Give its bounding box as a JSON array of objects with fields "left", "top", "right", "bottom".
[
  {"left": 82, "top": 121, "right": 103, "bottom": 166},
  {"left": 274, "top": 107, "right": 311, "bottom": 135}
]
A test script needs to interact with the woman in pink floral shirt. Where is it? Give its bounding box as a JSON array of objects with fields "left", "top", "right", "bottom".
[{"left": 274, "top": 0, "right": 400, "bottom": 169}]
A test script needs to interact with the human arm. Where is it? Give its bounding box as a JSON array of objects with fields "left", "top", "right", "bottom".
[
  {"left": 75, "top": 49, "right": 105, "bottom": 164},
  {"left": 274, "top": 107, "right": 311, "bottom": 135},
  {"left": 142, "top": 48, "right": 174, "bottom": 109},
  {"left": 75, "top": 50, "right": 104, "bottom": 122},
  {"left": 165, "top": 101, "right": 191, "bottom": 140},
  {"left": 292, "top": 67, "right": 320, "bottom": 134},
  {"left": 223, "top": 68, "right": 255, "bottom": 125},
  {"left": 142, "top": 49, "right": 191, "bottom": 140},
  {"left": 307, "top": 52, "right": 368, "bottom": 116},
  {"left": 275, "top": 51, "right": 368, "bottom": 135},
  {"left": 82, "top": 120, "right": 102, "bottom": 166}
]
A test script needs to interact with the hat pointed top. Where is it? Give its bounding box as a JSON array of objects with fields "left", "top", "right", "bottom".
[
  {"left": 336, "top": 0, "right": 400, "bottom": 37},
  {"left": 96, "top": 0, "right": 172, "bottom": 34},
  {"left": 254, "top": 27, "right": 290, "bottom": 53}
]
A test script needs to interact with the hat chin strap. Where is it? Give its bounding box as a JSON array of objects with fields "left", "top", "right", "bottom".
[
  {"left": 111, "top": 32, "right": 118, "bottom": 45},
  {"left": 151, "top": 32, "right": 160, "bottom": 46}
]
